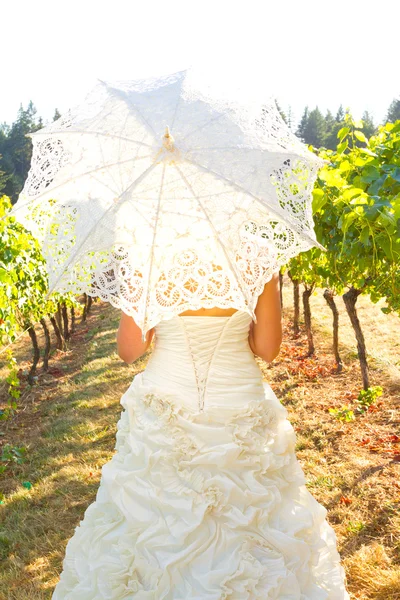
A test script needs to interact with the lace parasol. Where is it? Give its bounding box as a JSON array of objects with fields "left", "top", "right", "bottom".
[{"left": 6, "top": 68, "right": 326, "bottom": 340}]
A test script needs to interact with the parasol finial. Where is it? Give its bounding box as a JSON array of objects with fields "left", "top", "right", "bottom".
[{"left": 163, "top": 126, "right": 175, "bottom": 151}]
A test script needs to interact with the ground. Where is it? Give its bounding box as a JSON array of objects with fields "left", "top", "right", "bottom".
[{"left": 0, "top": 274, "right": 399, "bottom": 599}]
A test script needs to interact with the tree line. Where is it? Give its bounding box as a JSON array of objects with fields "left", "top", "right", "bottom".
[
  {"left": 276, "top": 98, "right": 400, "bottom": 150},
  {"left": 1, "top": 96, "right": 399, "bottom": 204},
  {"left": 0, "top": 101, "right": 60, "bottom": 203}
]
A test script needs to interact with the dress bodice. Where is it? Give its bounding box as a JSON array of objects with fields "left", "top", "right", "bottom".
[{"left": 141, "top": 310, "right": 265, "bottom": 413}]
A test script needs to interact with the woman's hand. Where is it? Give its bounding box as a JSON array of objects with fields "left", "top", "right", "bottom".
[{"left": 116, "top": 311, "right": 155, "bottom": 364}]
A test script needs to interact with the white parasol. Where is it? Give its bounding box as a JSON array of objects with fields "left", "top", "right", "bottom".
[{"left": 6, "top": 69, "right": 326, "bottom": 340}]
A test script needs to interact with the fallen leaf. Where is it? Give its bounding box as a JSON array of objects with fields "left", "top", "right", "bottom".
[{"left": 340, "top": 496, "right": 352, "bottom": 505}]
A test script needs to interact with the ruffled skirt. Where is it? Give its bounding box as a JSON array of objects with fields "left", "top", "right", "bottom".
[{"left": 52, "top": 372, "right": 350, "bottom": 599}]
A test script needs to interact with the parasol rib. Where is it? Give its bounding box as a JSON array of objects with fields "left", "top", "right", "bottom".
[
  {"left": 27, "top": 128, "right": 153, "bottom": 149},
  {"left": 2, "top": 153, "right": 153, "bottom": 225},
  {"left": 169, "top": 87, "right": 183, "bottom": 133},
  {"left": 174, "top": 163, "right": 250, "bottom": 309},
  {"left": 100, "top": 81, "right": 158, "bottom": 139},
  {"left": 141, "top": 162, "right": 166, "bottom": 340},
  {"left": 180, "top": 112, "right": 227, "bottom": 144},
  {"left": 182, "top": 156, "right": 326, "bottom": 252},
  {"left": 117, "top": 112, "right": 132, "bottom": 191},
  {"left": 44, "top": 160, "right": 161, "bottom": 298}
]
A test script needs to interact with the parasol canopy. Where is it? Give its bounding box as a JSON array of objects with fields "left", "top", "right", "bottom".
[{"left": 6, "top": 69, "right": 326, "bottom": 340}]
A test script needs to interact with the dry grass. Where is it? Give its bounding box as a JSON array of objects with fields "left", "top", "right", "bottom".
[
  {"left": 0, "top": 300, "right": 150, "bottom": 599},
  {"left": 0, "top": 276, "right": 399, "bottom": 599},
  {"left": 261, "top": 276, "right": 400, "bottom": 599}
]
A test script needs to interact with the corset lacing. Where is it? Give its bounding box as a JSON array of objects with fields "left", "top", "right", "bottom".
[{"left": 179, "top": 317, "right": 232, "bottom": 412}]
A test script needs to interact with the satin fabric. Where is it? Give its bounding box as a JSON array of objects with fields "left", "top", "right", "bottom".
[{"left": 52, "top": 311, "right": 350, "bottom": 599}]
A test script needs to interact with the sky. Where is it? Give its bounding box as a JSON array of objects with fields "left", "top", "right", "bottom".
[{"left": 1, "top": 0, "right": 399, "bottom": 130}]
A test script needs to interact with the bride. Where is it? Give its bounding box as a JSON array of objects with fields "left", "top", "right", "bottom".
[{"left": 52, "top": 271, "right": 350, "bottom": 599}]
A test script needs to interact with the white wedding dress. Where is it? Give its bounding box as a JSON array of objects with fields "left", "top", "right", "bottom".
[{"left": 52, "top": 311, "right": 350, "bottom": 599}]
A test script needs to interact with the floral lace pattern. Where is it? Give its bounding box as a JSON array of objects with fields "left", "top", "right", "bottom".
[{"left": 8, "top": 69, "right": 326, "bottom": 340}]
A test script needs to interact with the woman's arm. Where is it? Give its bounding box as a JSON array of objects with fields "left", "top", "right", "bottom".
[
  {"left": 116, "top": 311, "right": 155, "bottom": 364},
  {"left": 248, "top": 270, "right": 282, "bottom": 363}
]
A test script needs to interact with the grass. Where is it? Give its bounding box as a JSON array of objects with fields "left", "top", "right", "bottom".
[{"left": 0, "top": 277, "right": 399, "bottom": 599}]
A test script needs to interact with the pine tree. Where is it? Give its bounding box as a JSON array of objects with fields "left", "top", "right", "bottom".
[
  {"left": 296, "top": 107, "right": 309, "bottom": 142},
  {"left": 323, "top": 106, "right": 346, "bottom": 150},
  {"left": 53, "top": 108, "right": 61, "bottom": 121},
  {"left": 274, "top": 99, "right": 288, "bottom": 124},
  {"left": 361, "top": 111, "right": 376, "bottom": 137},
  {"left": 386, "top": 99, "right": 400, "bottom": 123},
  {"left": 324, "top": 109, "right": 335, "bottom": 131},
  {"left": 0, "top": 168, "right": 9, "bottom": 193},
  {"left": 0, "top": 128, "right": 12, "bottom": 194},
  {"left": 0, "top": 153, "right": 10, "bottom": 194},
  {"left": 301, "top": 107, "right": 326, "bottom": 148},
  {"left": 2, "top": 100, "right": 39, "bottom": 202},
  {"left": 0, "top": 122, "right": 10, "bottom": 136},
  {"left": 335, "top": 105, "right": 345, "bottom": 122},
  {"left": 287, "top": 106, "right": 293, "bottom": 130},
  {"left": 322, "top": 109, "right": 338, "bottom": 150}
]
